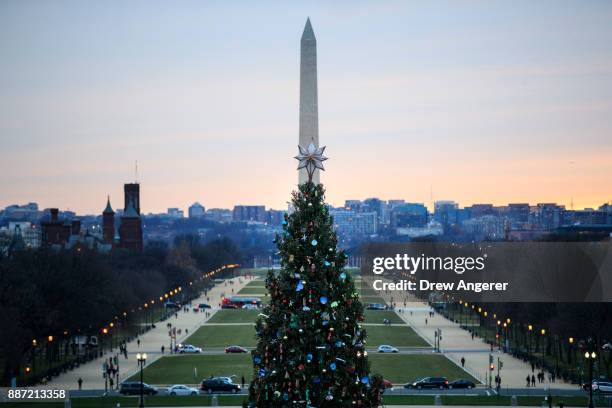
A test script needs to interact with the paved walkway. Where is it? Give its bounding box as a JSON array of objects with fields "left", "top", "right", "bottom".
[
  {"left": 42, "top": 276, "right": 253, "bottom": 390},
  {"left": 384, "top": 295, "right": 574, "bottom": 390}
]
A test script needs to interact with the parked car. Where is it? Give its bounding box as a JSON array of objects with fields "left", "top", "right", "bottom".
[
  {"left": 225, "top": 345, "right": 248, "bottom": 353},
  {"left": 178, "top": 344, "right": 202, "bottom": 354},
  {"left": 168, "top": 384, "right": 199, "bottom": 396},
  {"left": 165, "top": 301, "right": 181, "bottom": 309},
  {"left": 593, "top": 381, "right": 612, "bottom": 393},
  {"left": 449, "top": 379, "right": 475, "bottom": 389},
  {"left": 200, "top": 378, "right": 241, "bottom": 394},
  {"left": 120, "top": 382, "right": 158, "bottom": 395},
  {"left": 242, "top": 304, "right": 258, "bottom": 310},
  {"left": 378, "top": 345, "right": 399, "bottom": 353},
  {"left": 405, "top": 377, "right": 449, "bottom": 390},
  {"left": 367, "top": 304, "right": 387, "bottom": 310},
  {"left": 199, "top": 303, "right": 212, "bottom": 309},
  {"left": 211, "top": 376, "right": 235, "bottom": 383}
]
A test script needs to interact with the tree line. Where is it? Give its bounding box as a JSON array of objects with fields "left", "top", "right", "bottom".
[{"left": 0, "top": 236, "right": 242, "bottom": 385}]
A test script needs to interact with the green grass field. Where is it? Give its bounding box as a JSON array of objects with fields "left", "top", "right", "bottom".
[
  {"left": 365, "top": 325, "right": 430, "bottom": 347},
  {"left": 184, "top": 325, "right": 256, "bottom": 347},
  {"left": 207, "top": 309, "right": 260, "bottom": 323},
  {"left": 369, "top": 354, "right": 477, "bottom": 384},
  {"left": 132, "top": 353, "right": 473, "bottom": 385},
  {"left": 237, "top": 287, "right": 268, "bottom": 295},
  {"left": 363, "top": 310, "right": 404, "bottom": 324},
  {"left": 128, "top": 354, "right": 252, "bottom": 384},
  {"left": 244, "top": 280, "right": 266, "bottom": 288}
]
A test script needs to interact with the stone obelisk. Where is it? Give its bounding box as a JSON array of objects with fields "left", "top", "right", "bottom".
[{"left": 299, "top": 18, "right": 320, "bottom": 185}]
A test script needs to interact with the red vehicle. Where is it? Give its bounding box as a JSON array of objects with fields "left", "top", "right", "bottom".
[
  {"left": 225, "top": 345, "right": 248, "bottom": 353},
  {"left": 222, "top": 296, "right": 261, "bottom": 308}
]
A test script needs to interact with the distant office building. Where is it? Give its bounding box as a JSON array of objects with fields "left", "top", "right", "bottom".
[
  {"left": 531, "top": 203, "right": 565, "bottom": 230},
  {"left": 567, "top": 209, "right": 608, "bottom": 226},
  {"left": 363, "top": 198, "right": 387, "bottom": 226},
  {"left": 434, "top": 200, "right": 459, "bottom": 227},
  {"left": 167, "top": 208, "right": 184, "bottom": 218},
  {"left": 467, "top": 204, "right": 496, "bottom": 218},
  {"left": 2, "top": 203, "right": 40, "bottom": 221},
  {"left": 330, "top": 209, "right": 378, "bottom": 236},
  {"left": 390, "top": 203, "right": 428, "bottom": 228},
  {"left": 396, "top": 221, "right": 444, "bottom": 238},
  {"left": 505, "top": 203, "right": 530, "bottom": 228},
  {"left": 344, "top": 200, "right": 363, "bottom": 212},
  {"left": 206, "top": 208, "right": 233, "bottom": 223},
  {"left": 188, "top": 202, "right": 206, "bottom": 218},
  {"left": 233, "top": 205, "right": 266, "bottom": 222},
  {"left": 387, "top": 200, "right": 406, "bottom": 210},
  {"left": 463, "top": 215, "right": 505, "bottom": 240}
]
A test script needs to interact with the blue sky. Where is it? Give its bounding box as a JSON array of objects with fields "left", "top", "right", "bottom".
[{"left": 1, "top": 1, "right": 611, "bottom": 213}]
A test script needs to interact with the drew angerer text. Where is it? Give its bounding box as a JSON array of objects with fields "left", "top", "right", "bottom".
[{"left": 372, "top": 279, "right": 509, "bottom": 293}]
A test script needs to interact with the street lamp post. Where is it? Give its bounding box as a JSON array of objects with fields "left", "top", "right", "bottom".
[
  {"left": 585, "top": 350, "right": 596, "bottom": 408},
  {"left": 136, "top": 352, "right": 147, "bottom": 408}
]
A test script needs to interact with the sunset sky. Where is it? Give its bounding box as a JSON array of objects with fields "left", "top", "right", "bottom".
[{"left": 1, "top": 1, "right": 611, "bottom": 214}]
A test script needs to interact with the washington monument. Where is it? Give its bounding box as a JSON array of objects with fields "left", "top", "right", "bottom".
[{"left": 299, "top": 18, "right": 320, "bottom": 184}]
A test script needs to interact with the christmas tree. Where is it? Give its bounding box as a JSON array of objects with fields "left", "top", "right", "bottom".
[{"left": 246, "top": 144, "right": 383, "bottom": 407}]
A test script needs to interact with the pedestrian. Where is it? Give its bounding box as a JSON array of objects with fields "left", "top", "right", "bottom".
[
  {"left": 461, "top": 357, "right": 465, "bottom": 368},
  {"left": 531, "top": 374, "right": 536, "bottom": 387},
  {"left": 161, "top": 345, "right": 165, "bottom": 354},
  {"left": 425, "top": 318, "right": 428, "bottom": 325},
  {"left": 78, "top": 377, "right": 83, "bottom": 390},
  {"left": 109, "top": 377, "right": 114, "bottom": 390},
  {"left": 241, "top": 375, "right": 245, "bottom": 389},
  {"left": 186, "top": 328, "right": 189, "bottom": 335},
  {"left": 137, "top": 339, "right": 140, "bottom": 347},
  {"left": 531, "top": 362, "right": 535, "bottom": 373},
  {"left": 471, "top": 332, "right": 475, "bottom": 340},
  {"left": 526, "top": 375, "right": 530, "bottom": 387}
]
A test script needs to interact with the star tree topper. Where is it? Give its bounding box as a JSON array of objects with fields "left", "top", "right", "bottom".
[{"left": 295, "top": 142, "right": 328, "bottom": 183}]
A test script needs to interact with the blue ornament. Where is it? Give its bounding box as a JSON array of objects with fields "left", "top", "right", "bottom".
[
  {"left": 311, "top": 239, "right": 318, "bottom": 246},
  {"left": 303, "top": 306, "right": 311, "bottom": 312},
  {"left": 324, "top": 260, "right": 331, "bottom": 267},
  {"left": 283, "top": 393, "right": 289, "bottom": 400},
  {"left": 258, "top": 368, "right": 266, "bottom": 377},
  {"left": 340, "top": 272, "right": 346, "bottom": 280},
  {"left": 335, "top": 340, "right": 343, "bottom": 348},
  {"left": 320, "top": 296, "right": 328, "bottom": 304},
  {"left": 330, "top": 363, "right": 337, "bottom": 371},
  {"left": 296, "top": 282, "right": 304, "bottom": 292},
  {"left": 322, "top": 320, "right": 329, "bottom": 326},
  {"left": 361, "top": 376, "right": 369, "bottom": 384},
  {"left": 282, "top": 220, "right": 287, "bottom": 226},
  {"left": 313, "top": 377, "right": 321, "bottom": 384},
  {"left": 254, "top": 357, "right": 261, "bottom": 364},
  {"left": 306, "top": 353, "right": 313, "bottom": 362}
]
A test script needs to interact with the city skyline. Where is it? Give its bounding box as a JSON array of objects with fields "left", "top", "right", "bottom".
[{"left": 1, "top": 1, "right": 611, "bottom": 213}]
